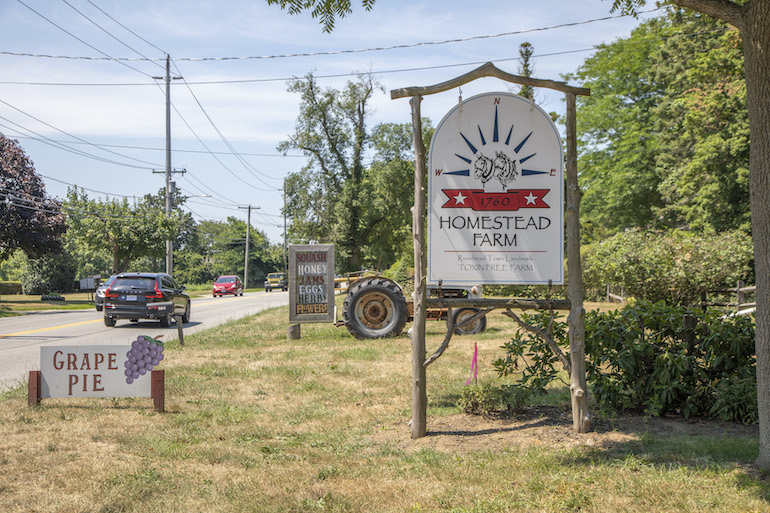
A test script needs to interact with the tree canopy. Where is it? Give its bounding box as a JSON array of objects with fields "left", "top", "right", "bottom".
[
  {"left": 0, "top": 134, "right": 66, "bottom": 261},
  {"left": 64, "top": 187, "right": 182, "bottom": 274},
  {"left": 570, "top": 9, "right": 749, "bottom": 237},
  {"left": 174, "top": 217, "right": 277, "bottom": 287},
  {"left": 610, "top": 0, "right": 770, "bottom": 472},
  {"left": 279, "top": 73, "right": 382, "bottom": 272},
  {"left": 266, "top": 0, "right": 374, "bottom": 32},
  {"left": 279, "top": 72, "right": 433, "bottom": 273}
]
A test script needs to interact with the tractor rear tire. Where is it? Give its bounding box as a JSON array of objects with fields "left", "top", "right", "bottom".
[{"left": 342, "top": 277, "right": 408, "bottom": 339}]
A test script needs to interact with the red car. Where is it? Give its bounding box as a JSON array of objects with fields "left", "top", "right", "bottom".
[{"left": 212, "top": 275, "right": 244, "bottom": 297}]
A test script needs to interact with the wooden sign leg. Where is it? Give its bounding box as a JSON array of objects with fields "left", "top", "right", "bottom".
[
  {"left": 151, "top": 369, "right": 165, "bottom": 413},
  {"left": 28, "top": 370, "right": 41, "bottom": 408}
]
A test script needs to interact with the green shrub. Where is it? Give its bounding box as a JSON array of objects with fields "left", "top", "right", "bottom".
[
  {"left": 585, "top": 301, "right": 757, "bottom": 422},
  {"left": 709, "top": 372, "right": 758, "bottom": 424},
  {"left": 493, "top": 310, "right": 569, "bottom": 393},
  {"left": 492, "top": 301, "right": 757, "bottom": 423},
  {"left": 458, "top": 385, "right": 499, "bottom": 416},
  {"left": 21, "top": 253, "right": 77, "bottom": 294},
  {"left": 458, "top": 383, "right": 533, "bottom": 417},
  {"left": 498, "top": 384, "right": 531, "bottom": 415},
  {"left": 0, "top": 281, "right": 23, "bottom": 294},
  {"left": 583, "top": 229, "right": 752, "bottom": 305}
]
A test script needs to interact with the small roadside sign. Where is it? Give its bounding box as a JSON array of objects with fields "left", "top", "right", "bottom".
[
  {"left": 30, "top": 338, "right": 166, "bottom": 412},
  {"left": 288, "top": 244, "right": 335, "bottom": 323}
]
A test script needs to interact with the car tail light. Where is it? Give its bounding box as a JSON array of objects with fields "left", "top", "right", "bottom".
[
  {"left": 145, "top": 282, "right": 165, "bottom": 299},
  {"left": 105, "top": 286, "right": 118, "bottom": 299}
]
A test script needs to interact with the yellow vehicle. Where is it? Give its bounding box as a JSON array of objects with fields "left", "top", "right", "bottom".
[{"left": 264, "top": 272, "right": 287, "bottom": 292}]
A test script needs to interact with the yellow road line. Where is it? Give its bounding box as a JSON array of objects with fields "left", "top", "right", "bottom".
[{"left": 0, "top": 319, "right": 100, "bottom": 339}]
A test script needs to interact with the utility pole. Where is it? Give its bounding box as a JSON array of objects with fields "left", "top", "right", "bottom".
[
  {"left": 283, "top": 190, "right": 288, "bottom": 274},
  {"left": 152, "top": 55, "right": 182, "bottom": 275},
  {"left": 238, "top": 205, "right": 260, "bottom": 289}
]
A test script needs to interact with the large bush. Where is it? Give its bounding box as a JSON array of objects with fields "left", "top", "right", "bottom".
[
  {"left": 493, "top": 301, "right": 757, "bottom": 423},
  {"left": 21, "top": 252, "right": 77, "bottom": 294},
  {"left": 585, "top": 301, "right": 756, "bottom": 423},
  {"left": 583, "top": 229, "right": 753, "bottom": 305}
]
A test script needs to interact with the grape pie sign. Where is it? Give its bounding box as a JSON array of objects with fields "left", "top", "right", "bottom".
[
  {"left": 39, "top": 336, "right": 164, "bottom": 398},
  {"left": 427, "top": 92, "right": 564, "bottom": 286}
]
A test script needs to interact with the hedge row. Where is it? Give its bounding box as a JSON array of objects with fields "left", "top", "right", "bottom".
[
  {"left": 0, "top": 281, "right": 23, "bottom": 294},
  {"left": 494, "top": 301, "right": 757, "bottom": 424}
]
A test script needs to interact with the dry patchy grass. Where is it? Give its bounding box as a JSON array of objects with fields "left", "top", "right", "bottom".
[{"left": 1, "top": 302, "right": 768, "bottom": 512}]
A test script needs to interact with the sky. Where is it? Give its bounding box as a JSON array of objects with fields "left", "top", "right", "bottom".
[{"left": 0, "top": 0, "right": 664, "bottom": 245}]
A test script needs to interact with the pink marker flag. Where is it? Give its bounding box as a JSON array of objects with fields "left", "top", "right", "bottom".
[{"left": 465, "top": 343, "right": 478, "bottom": 385}]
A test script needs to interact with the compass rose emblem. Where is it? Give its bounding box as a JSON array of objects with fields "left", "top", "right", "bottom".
[{"left": 450, "top": 103, "right": 551, "bottom": 191}]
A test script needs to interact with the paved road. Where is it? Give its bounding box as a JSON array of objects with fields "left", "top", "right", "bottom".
[{"left": 0, "top": 291, "right": 289, "bottom": 391}]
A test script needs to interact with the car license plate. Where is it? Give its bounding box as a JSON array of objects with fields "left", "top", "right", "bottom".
[{"left": 126, "top": 295, "right": 137, "bottom": 302}]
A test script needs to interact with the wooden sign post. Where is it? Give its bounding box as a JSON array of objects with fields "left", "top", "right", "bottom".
[{"left": 391, "top": 62, "right": 591, "bottom": 438}]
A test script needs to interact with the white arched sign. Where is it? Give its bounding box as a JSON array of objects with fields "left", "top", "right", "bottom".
[{"left": 427, "top": 92, "right": 564, "bottom": 285}]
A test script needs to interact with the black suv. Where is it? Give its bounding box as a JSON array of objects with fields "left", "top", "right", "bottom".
[
  {"left": 94, "top": 274, "right": 117, "bottom": 311},
  {"left": 103, "top": 272, "right": 190, "bottom": 327}
]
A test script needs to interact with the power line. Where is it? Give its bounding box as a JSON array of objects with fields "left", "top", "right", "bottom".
[
  {"left": 0, "top": 27, "right": 724, "bottom": 90},
  {"left": 0, "top": 100, "right": 162, "bottom": 168},
  {"left": 14, "top": 0, "right": 157, "bottom": 79},
  {"left": 3, "top": 7, "right": 664, "bottom": 63},
  {"left": 84, "top": 0, "right": 167, "bottom": 55},
  {"left": 171, "top": 59, "right": 283, "bottom": 187},
  {"left": 166, "top": 93, "right": 278, "bottom": 193},
  {"left": 36, "top": 174, "right": 139, "bottom": 199},
  {"left": 60, "top": 0, "right": 165, "bottom": 72},
  {"left": 3, "top": 134, "right": 306, "bottom": 157},
  {"left": 0, "top": 118, "right": 160, "bottom": 170}
]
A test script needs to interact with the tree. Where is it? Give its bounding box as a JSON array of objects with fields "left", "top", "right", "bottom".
[
  {"left": 568, "top": 18, "right": 665, "bottom": 234},
  {"left": 180, "top": 217, "right": 276, "bottom": 286},
  {"left": 64, "top": 187, "right": 181, "bottom": 273},
  {"left": 517, "top": 42, "right": 535, "bottom": 99},
  {"left": 63, "top": 231, "right": 112, "bottom": 280},
  {"left": 141, "top": 187, "right": 198, "bottom": 253},
  {"left": 611, "top": 0, "right": 770, "bottom": 469},
  {"left": 570, "top": 10, "right": 749, "bottom": 235},
  {"left": 0, "top": 134, "right": 66, "bottom": 261},
  {"left": 279, "top": 72, "right": 384, "bottom": 272},
  {"left": 360, "top": 120, "right": 433, "bottom": 271},
  {"left": 651, "top": 13, "right": 749, "bottom": 233},
  {"left": 266, "top": 0, "right": 374, "bottom": 32},
  {"left": 21, "top": 252, "right": 77, "bottom": 295},
  {"left": 0, "top": 249, "right": 28, "bottom": 281}
]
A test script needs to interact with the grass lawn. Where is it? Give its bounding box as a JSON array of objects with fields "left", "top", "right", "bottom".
[
  {"left": 0, "top": 292, "right": 95, "bottom": 313},
  {"left": 0, "top": 302, "right": 767, "bottom": 512}
]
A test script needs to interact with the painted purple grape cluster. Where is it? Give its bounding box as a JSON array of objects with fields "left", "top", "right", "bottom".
[{"left": 123, "top": 335, "right": 164, "bottom": 384}]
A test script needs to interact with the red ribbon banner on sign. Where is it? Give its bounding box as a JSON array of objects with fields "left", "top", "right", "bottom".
[{"left": 441, "top": 189, "right": 550, "bottom": 211}]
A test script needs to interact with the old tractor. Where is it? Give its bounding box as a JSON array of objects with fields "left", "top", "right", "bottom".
[{"left": 337, "top": 272, "right": 485, "bottom": 339}]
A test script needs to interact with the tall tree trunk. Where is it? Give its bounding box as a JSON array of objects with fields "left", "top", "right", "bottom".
[
  {"left": 672, "top": 0, "right": 770, "bottom": 470},
  {"left": 741, "top": 0, "right": 770, "bottom": 469}
]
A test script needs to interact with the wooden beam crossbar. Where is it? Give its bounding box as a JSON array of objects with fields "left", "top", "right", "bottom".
[
  {"left": 426, "top": 298, "right": 571, "bottom": 311},
  {"left": 390, "top": 62, "right": 590, "bottom": 100}
]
